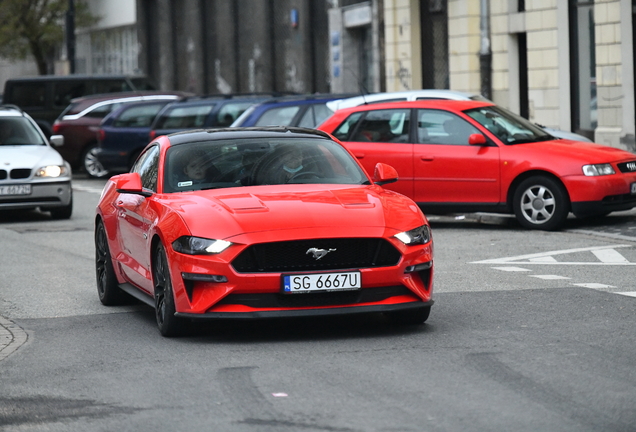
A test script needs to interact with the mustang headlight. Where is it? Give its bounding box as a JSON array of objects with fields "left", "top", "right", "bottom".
[
  {"left": 35, "top": 165, "right": 67, "bottom": 178},
  {"left": 172, "top": 236, "right": 232, "bottom": 255},
  {"left": 582, "top": 163, "right": 615, "bottom": 176},
  {"left": 394, "top": 225, "right": 431, "bottom": 245}
]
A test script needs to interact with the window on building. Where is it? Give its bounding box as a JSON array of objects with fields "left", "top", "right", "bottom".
[
  {"left": 569, "top": 0, "right": 597, "bottom": 139},
  {"left": 420, "top": 0, "right": 449, "bottom": 89}
]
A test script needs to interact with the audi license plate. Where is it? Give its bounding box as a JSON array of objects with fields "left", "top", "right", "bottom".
[
  {"left": 0, "top": 185, "right": 31, "bottom": 196},
  {"left": 282, "top": 271, "right": 361, "bottom": 294},
  {"left": 632, "top": 182, "right": 636, "bottom": 194}
]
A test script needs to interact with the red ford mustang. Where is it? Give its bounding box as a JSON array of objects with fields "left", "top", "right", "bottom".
[
  {"left": 318, "top": 100, "right": 636, "bottom": 230},
  {"left": 95, "top": 127, "right": 434, "bottom": 336}
]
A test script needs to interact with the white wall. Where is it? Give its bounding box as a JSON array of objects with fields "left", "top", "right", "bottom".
[{"left": 86, "top": 0, "right": 136, "bottom": 29}]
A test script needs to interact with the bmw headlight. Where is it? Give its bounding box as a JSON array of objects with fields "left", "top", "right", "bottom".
[
  {"left": 35, "top": 165, "right": 68, "bottom": 178},
  {"left": 582, "top": 163, "right": 615, "bottom": 176},
  {"left": 172, "top": 236, "right": 232, "bottom": 255},
  {"left": 394, "top": 225, "right": 431, "bottom": 245}
]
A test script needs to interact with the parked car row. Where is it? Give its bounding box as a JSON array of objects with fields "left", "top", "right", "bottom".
[{"left": 23, "top": 86, "right": 636, "bottom": 231}]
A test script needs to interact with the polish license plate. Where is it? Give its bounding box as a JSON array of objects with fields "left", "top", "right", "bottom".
[
  {"left": 282, "top": 271, "right": 361, "bottom": 294},
  {"left": 632, "top": 183, "right": 636, "bottom": 194},
  {"left": 0, "top": 185, "right": 31, "bottom": 196}
]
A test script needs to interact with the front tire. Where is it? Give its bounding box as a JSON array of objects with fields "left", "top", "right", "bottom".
[
  {"left": 153, "top": 243, "right": 186, "bottom": 337},
  {"left": 513, "top": 176, "right": 569, "bottom": 231},
  {"left": 82, "top": 143, "right": 109, "bottom": 178},
  {"left": 95, "top": 220, "right": 125, "bottom": 305}
]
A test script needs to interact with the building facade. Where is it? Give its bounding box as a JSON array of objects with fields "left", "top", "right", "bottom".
[
  {"left": 0, "top": 0, "right": 633, "bottom": 152},
  {"left": 381, "top": 0, "right": 635, "bottom": 151}
]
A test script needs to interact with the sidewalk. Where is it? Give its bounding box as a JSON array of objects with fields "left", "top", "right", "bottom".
[{"left": 0, "top": 315, "right": 28, "bottom": 361}]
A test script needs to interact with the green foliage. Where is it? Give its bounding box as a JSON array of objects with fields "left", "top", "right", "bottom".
[{"left": 0, "top": 0, "right": 99, "bottom": 74}]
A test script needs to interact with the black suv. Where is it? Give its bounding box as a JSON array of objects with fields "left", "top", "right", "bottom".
[{"left": 3, "top": 74, "right": 155, "bottom": 136}]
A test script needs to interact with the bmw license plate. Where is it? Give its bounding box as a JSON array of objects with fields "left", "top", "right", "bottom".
[
  {"left": 0, "top": 185, "right": 31, "bottom": 196},
  {"left": 632, "top": 183, "right": 636, "bottom": 194},
  {"left": 282, "top": 271, "right": 361, "bottom": 294}
]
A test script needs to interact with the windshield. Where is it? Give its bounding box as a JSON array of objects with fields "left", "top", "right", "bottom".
[
  {"left": 164, "top": 137, "right": 369, "bottom": 193},
  {"left": 464, "top": 105, "right": 554, "bottom": 144},
  {"left": 0, "top": 117, "right": 46, "bottom": 146}
]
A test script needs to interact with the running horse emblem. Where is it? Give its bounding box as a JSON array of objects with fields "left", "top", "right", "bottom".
[{"left": 306, "top": 247, "right": 337, "bottom": 260}]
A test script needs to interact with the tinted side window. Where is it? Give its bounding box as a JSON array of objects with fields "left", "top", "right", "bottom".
[
  {"left": 216, "top": 101, "right": 255, "bottom": 127},
  {"left": 53, "top": 81, "right": 87, "bottom": 108},
  {"left": 416, "top": 109, "right": 479, "bottom": 145},
  {"left": 254, "top": 106, "right": 300, "bottom": 126},
  {"left": 8, "top": 83, "right": 46, "bottom": 108},
  {"left": 350, "top": 109, "right": 410, "bottom": 143},
  {"left": 133, "top": 145, "right": 160, "bottom": 191},
  {"left": 332, "top": 112, "right": 363, "bottom": 141},
  {"left": 156, "top": 105, "right": 215, "bottom": 128},
  {"left": 114, "top": 103, "right": 167, "bottom": 128},
  {"left": 298, "top": 103, "right": 333, "bottom": 128},
  {"left": 93, "top": 80, "right": 132, "bottom": 94}
]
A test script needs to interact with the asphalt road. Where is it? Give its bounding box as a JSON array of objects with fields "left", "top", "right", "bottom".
[{"left": 0, "top": 177, "right": 635, "bottom": 431}]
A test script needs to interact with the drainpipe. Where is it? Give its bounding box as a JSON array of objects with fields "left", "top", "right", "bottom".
[{"left": 479, "top": 0, "right": 492, "bottom": 99}]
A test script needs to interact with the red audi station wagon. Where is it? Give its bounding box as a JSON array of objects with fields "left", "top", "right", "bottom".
[{"left": 318, "top": 100, "right": 636, "bottom": 230}]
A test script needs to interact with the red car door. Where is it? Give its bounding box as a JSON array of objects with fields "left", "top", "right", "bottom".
[
  {"left": 115, "top": 145, "right": 161, "bottom": 292},
  {"left": 333, "top": 108, "right": 414, "bottom": 198},
  {"left": 412, "top": 109, "right": 501, "bottom": 205}
]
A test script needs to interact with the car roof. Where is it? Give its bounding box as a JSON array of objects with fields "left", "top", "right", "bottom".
[
  {"left": 326, "top": 89, "right": 488, "bottom": 111},
  {"left": 61, "top": 93, "right": 187, "bottom": 119},
  {"left": 165, "top": 126, "right": 333, "bottom": 146},
  {"left": 5, "top": 74, "right": 147, "bottom": 82},
  {"left": 331, "top": 99, "right": 494, "bottom": 115}
]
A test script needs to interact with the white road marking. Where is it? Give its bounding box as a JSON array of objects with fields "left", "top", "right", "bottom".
[
  {"left": 471, "top": 244, "right": 634, "bottom": 265},
  {"left": 529, "top": 275, "right": 571, "bottom": 280},
  {"left": 572, "top": 283, "right": 616, "bottom": 289},
  {"left": 73, "top": 185, "right": 105, "bottom": 194},
  {"left": 592, "top": 249, "right": 630, "bottom": 263},
  {"left": 491, "top": 267, "right": 531, "bottom": 272},
  {"left": 529, "top": 256, "right": 558, "bottom": 263},
  {"left": 615, "top": 292, "right": 636, "bottom": 298}
]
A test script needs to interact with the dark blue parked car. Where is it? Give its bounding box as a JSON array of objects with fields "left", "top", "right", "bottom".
[
  {"left": 95, "top": 99, "right": 173, "bottom": 174},
  {"left": 231, "top": 94, "right": 354, "bottom": 128},
  {"left": 148, "top": 95, "right": 276, "bottom": 141}
]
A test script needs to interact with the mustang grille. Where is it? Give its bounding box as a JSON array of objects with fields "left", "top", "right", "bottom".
[
  {"left": 231, "top": 238, "right": 401, "bottom": 273},
  {"left": 617, "top": 160, "right": 636, "bottom": 173}
]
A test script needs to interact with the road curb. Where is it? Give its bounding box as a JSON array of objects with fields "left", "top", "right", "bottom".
[{"left": 0, "top": 315, "right": 28, "bottom": 362}]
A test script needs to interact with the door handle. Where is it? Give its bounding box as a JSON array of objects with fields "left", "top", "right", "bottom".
[
  {"left": 420, "top": 155, "right": 435, "bottom": 161},
  {"left": 354, "top": 153, "right": 365, "bottom": 159}
]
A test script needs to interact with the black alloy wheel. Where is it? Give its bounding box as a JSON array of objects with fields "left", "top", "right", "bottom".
[
  {"left": 153, "top": 243, "right": 186, "bottom": 337},
  {"left": 95, "top": 221, "right": 125, "bottom": 305},
  {"left": 513, "top": 175, "right": 570, "bottom": 231}
]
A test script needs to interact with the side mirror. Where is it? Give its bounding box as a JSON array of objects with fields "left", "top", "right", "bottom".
[
  {"left": 373, "top": 163, "right": 398, "bottom": 186},
  {"left": 115, "top": 172, "right": 153, "bottom": 197},
  {"left": 468, "top": 133, "right": 487, "bottom": 145},
  {"left": 49, "top": 135, "right": 64, "bottom": 147}
]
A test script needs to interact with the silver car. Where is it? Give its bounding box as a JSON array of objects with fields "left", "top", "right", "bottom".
[{"left": 0, "top": 105, "right": 73, "bottom": 219}]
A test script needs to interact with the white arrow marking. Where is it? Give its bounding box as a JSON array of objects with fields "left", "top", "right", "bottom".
[
  {"left": 471, "top": 244, "right": 634, "bottom": 265},
  {"left": 592, "top": 249, "right": 630, "bottom": 263}
]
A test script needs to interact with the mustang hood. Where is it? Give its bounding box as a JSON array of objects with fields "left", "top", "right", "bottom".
[{"left": 162, "top": 185, "right": 424, "bottom": 241}]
